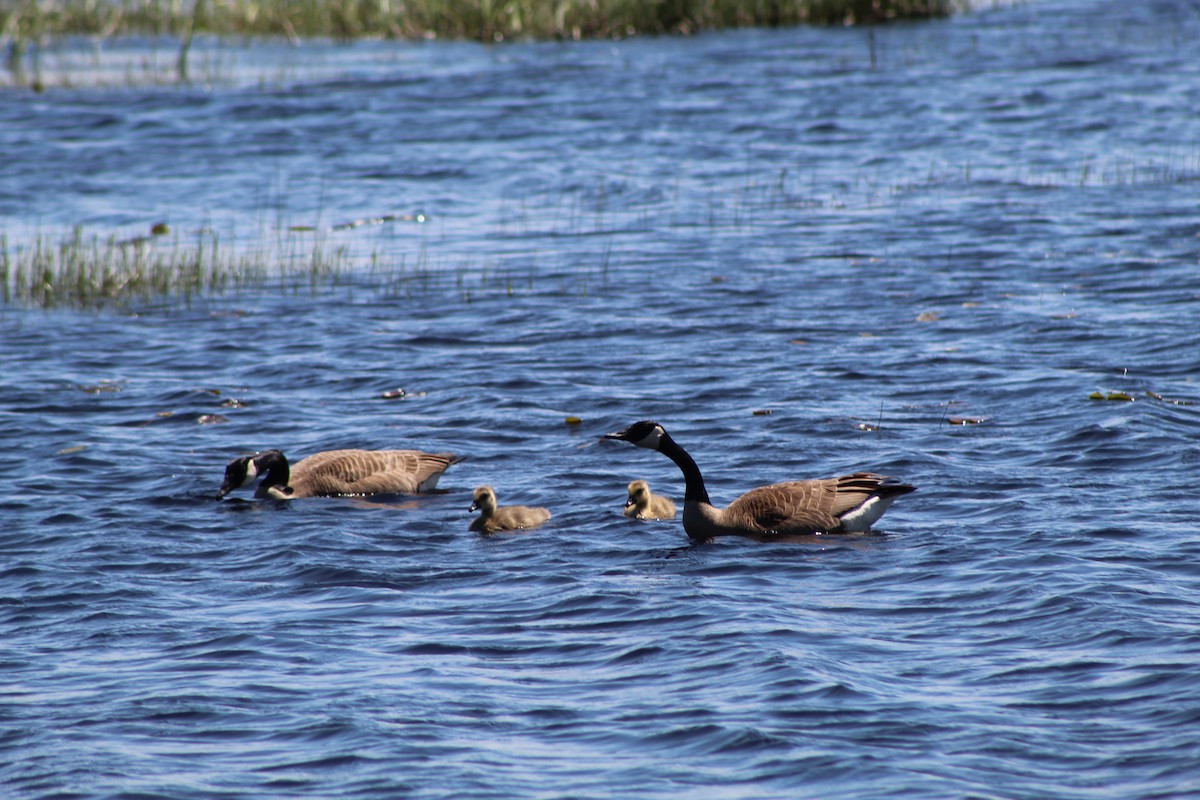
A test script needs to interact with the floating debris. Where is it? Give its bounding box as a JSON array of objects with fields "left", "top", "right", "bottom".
[
  {"left": 332, "top": 213, "right": 426, "bottom": 231},
  {"left": 752, "top": 409, "right": 773, "bottom": 416},
  {"left": 150, "top": 222, "right": 170, "bottom": 236},
  {"left": 381, "top": 389, "right": 407, "bottom": 400},
  {"left": 197, "top": 414, "right": 229, "bottom": 424},
  {"left": 221, "top": 398, "right": 246, "bottom": 408},
  {"left": 77, "top": 382, "right": 121, "bottom": 394},
  {"left": 1145, "top": 391, "right": 1193, "bottom": 406},
  {"left": 1089, "top": 391, "right": 1135, "bottom": 402},
  {"left": 57, "top": 445, "right": 89, "bottom": 455},
  {"left": 916, "top": 310, "right": 941, "bottom": 322},
  {"left": 565, "top": 416, "right": 583, "bottom": 426},
  {"left": 948, "top": 416, "right": 987, "bottom": 425},
  {"left": 137, "top": 410, "right": 175, "bottom": 427}
]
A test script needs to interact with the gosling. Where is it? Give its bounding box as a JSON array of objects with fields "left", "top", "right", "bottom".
[
  {"left": 468, "top": 486, "right": 551, "bottom": 534},
  {"left": 623, "top": 479, "right": 677, "bottom": 520}
]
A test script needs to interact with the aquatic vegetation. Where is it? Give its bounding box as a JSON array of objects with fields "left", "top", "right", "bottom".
[
  {"left": 0, "top": 216, "right": 609, "bottom": 309},
  {"left": 0, "top": 0, "right": 963, "bottom": 53},
  {"left": 2, "top": 0, "right": 970, "bottom": 87},
  {"left": 0, "top": 226, "right": 349, "bottom": 309}
]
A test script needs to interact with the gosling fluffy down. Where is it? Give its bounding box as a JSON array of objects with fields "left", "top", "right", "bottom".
[
  {"left": 468, "top": 485, "right": 551, "bottom": 534},
  {"left": 218, "top": 448, "right": 460, "bottom": 499},
  {"left": 623, "top": 479, "right": 677, "bottom": 520}
]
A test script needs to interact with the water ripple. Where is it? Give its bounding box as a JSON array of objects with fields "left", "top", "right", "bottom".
[{"left": 4, "top": 2, "right": 1200, "bottom": 798}]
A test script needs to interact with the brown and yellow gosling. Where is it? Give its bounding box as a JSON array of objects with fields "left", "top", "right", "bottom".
[
  {"left": 468, "top": 485, "right": 552, "bottom": 534},
  {"left": 623, "top": 479, "right": 676, "bottom": 520}
]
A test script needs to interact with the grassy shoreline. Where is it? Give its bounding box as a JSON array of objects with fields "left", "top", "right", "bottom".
[
  {"left": 3, "top": 0, "right": 967, "bottom": 88},
  {"left": 2, "top": 0, "right": 961, "bottom": 47}
]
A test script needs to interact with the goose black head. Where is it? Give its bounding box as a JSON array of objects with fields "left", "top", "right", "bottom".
[
  {"left": 217, "top": 449, "right": 288, "bottom": 498},
  {"left": 604, "top": 421, "right": 666, "bottom": 450},
  {"left": 217, "top": 454, "right": 258, "bottom": 498}
]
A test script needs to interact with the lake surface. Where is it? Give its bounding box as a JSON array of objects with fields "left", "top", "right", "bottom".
[{"left": 3, "top": 0, "right": 1200, "bottom": 797}]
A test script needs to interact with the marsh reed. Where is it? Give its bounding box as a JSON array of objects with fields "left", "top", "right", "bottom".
[
  {"left": 2, "top": 0, "right": 960, "bottom": 46},
  {"left": 0, "top": 227, "right": 349, "bottom": 309}
]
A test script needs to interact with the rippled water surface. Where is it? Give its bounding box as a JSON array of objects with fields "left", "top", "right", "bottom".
[{"left": 3, "top": 1, "right": 1200, "bottom": 797}]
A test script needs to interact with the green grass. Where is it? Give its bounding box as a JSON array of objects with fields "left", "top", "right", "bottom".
[
  {"left": 3, "top": 0, "right": 965, "bottom": 88},
  {"left": 0, "top": 221, "right": 600, "bottom": 309},
  {"left": 0, "top": 226, "right": 350, "bottom": 309},
  {"left": 2, "top": 0, "right": 960, "bottom": 46}
]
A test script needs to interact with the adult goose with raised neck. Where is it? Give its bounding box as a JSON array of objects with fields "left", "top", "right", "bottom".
[{"left": 604, "top": 421, "right": 914, "bottom": 542}]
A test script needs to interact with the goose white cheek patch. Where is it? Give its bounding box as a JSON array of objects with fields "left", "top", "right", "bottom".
[
  {"left": 238, "top": 459, "right": 260, "bottom": 487},
  {"left": 635, "top": 428, "right": 664, "bottom": 449}
]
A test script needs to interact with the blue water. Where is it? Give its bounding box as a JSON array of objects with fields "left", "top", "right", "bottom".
[{"left": 3, "top": 0, "right": 1200, "bottom": 797}]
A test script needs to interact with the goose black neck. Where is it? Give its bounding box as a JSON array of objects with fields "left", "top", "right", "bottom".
[
  {"left": 256, "top": 450, "right": 290, "bottom": 489},
  {"left": 659, "top": 432, "right": 711, "bottom": 505}
]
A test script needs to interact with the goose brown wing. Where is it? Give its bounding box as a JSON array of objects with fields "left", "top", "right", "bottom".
[
  {"left": 826, "top": 472, "right": 885, "bottom": 515},
  {"left": 831, "top": 472, "right": 915, "bottom": 512},
  {"left": 292, "top": 449, "right": 457, "bottom": 495},
  {"left": 725, "top": 479, "right": 842, "bottom": 535}
]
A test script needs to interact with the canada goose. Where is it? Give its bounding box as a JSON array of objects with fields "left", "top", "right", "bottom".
[
  {"left": 468, "top": 486, "right": 551, "bottom": 534},
  {"left": 217, "top": 448, "right": 460, "bottom": 499},
  {"left": 603, "top": 421, "right": 915, "bottom": 542},
  {"left": 624, "top": 479, "right": 677, "bottom": 520}
]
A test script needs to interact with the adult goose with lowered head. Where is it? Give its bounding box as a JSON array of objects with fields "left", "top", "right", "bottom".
[
  {"left": 217, "top": 448, "right": 460, "bottom": 500},
  {"left": 604, "top": 421, "right": 914, "bottom": 542}
]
